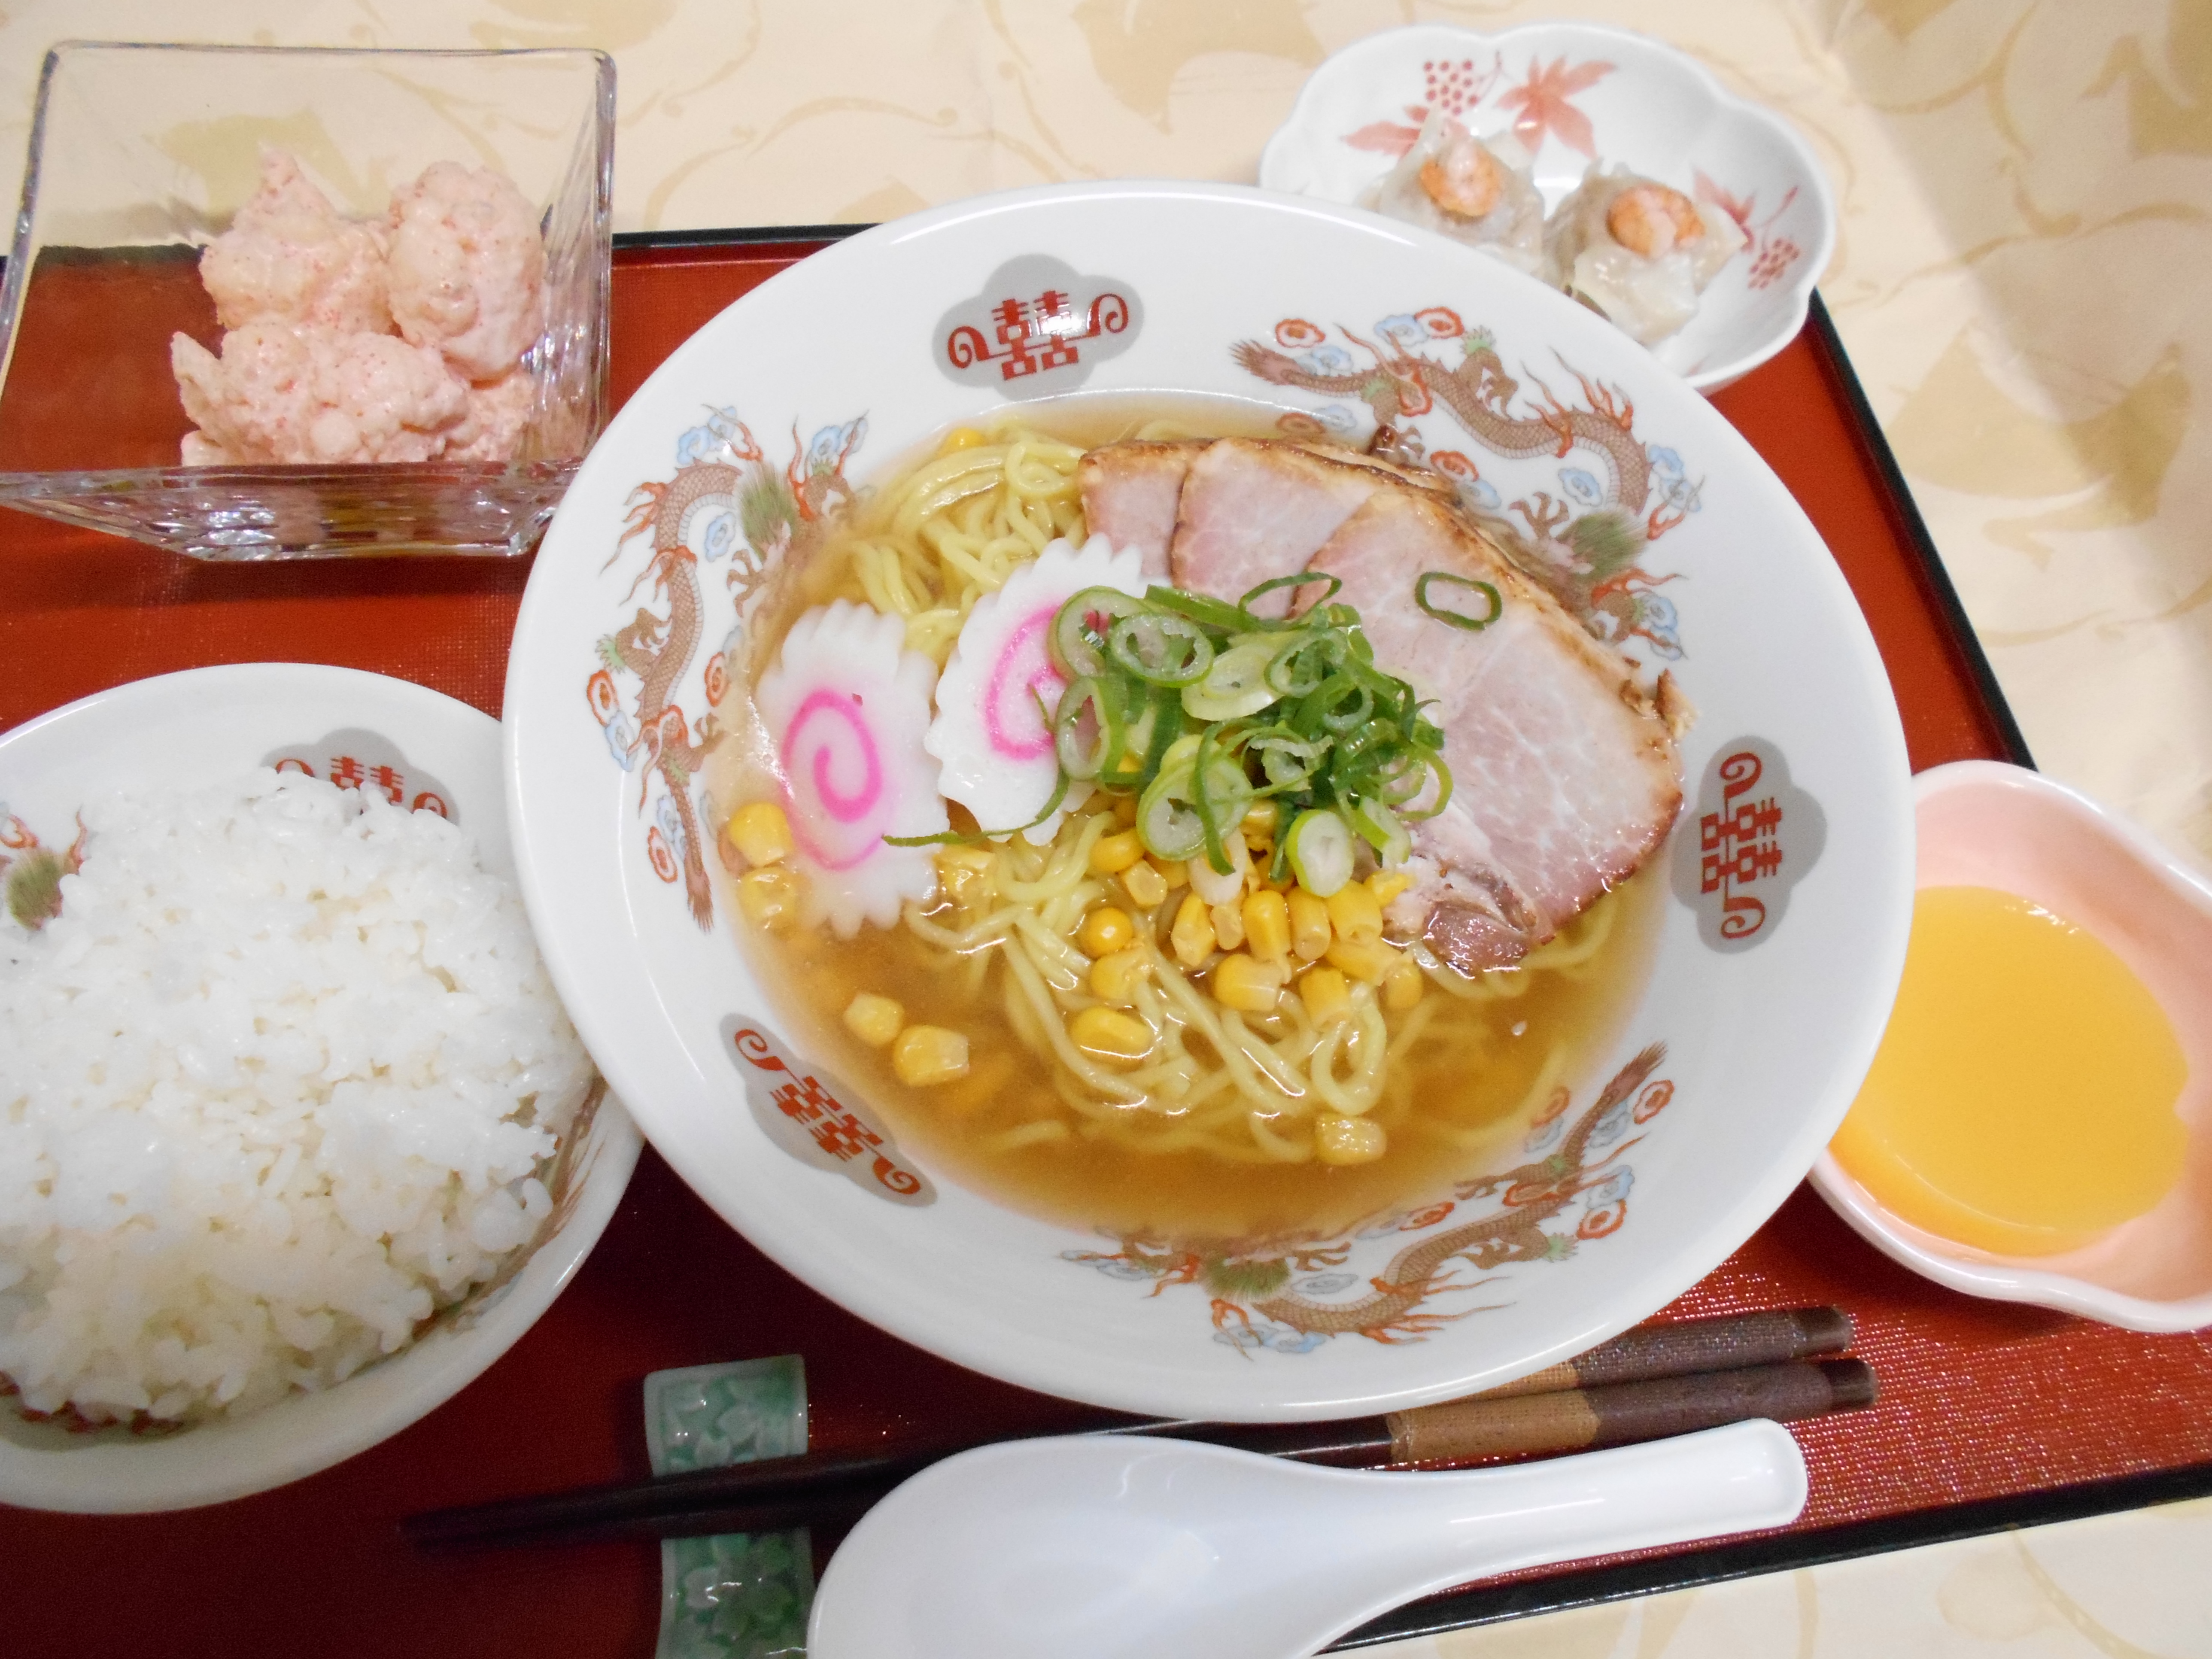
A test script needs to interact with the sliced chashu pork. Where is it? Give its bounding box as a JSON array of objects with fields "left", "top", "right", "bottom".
[
  {"left": 1078, "top": 434, "right": 1683, "bottom": 972},
  {"left": 1302, "top": 485, "right": 1681, "bottom": 970},
  {"left": 1076, "top": 436, "right": 1451, "bottom": 599},
  {"left": 1076, "top": 440, "right": 1196, "bottom": 579}
]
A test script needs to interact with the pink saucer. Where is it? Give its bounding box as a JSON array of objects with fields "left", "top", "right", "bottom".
[{"left": 1811, "top": 760, "right": 2212, "bottom": 1331}]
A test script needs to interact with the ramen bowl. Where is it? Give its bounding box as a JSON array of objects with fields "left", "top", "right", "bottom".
[{"left": 504, "top": 181, "right": 1911, "bottom": 1422}]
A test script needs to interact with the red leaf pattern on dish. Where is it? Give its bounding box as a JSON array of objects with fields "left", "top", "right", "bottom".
[
  {"left": 1693, "top": 171, "right": 1755, "bottom": 230},
  {"left": 1344, "top": 120, "right": 1424, "bottom": 156},
  {"left": 1498, "top": 56, "right": 1614, "bottom": 157}
]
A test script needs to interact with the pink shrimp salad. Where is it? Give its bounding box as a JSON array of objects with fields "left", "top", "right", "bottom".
[
  {"left": 925, "top": 536, "right": 1146, "bottom": 843},
  {"left": 386, "top": 162, "right": 547, "bottom": 383},
  {"left": 755, "top": 601, "right": 948, "bottom": 937},
  {"left": 170, "top": 150, "right": 546, "bottom": 465}
]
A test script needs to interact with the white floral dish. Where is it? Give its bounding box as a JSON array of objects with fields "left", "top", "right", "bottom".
[
  {"left": 503, "top": 179, "right": 1911, "bottom": 1422},
  {"left": 1811, "top": 761, "right": 2212, "bottom": 1334},
  {"left": 1258, "top": 22, "right": 1835, "bottom": 392},
  {"left": 0, "top": 663, "right": 641, "bottom": 1511}
]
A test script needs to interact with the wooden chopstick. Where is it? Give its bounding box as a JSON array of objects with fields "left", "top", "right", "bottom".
[{"left": 403, "top": 1305, "right": 1859, "bottom": 1552}]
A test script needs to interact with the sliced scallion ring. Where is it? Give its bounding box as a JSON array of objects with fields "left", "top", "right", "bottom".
[
  {"left": 1052, "top": 587, "right": 1147, "bottom": 678},
  {"left": 1308, "top": 672, "right": 1374, "bottom": 735},
  {"left": 1264, "top": 630, "right": 1346, "bottom": 698},
  {"left": 1182, "top": 640, "right": 1280, "bottom": 721},
  {"left": 1283, "top": 808, "right": 1355, "bottom": 897},
  {"left": 1345, "top": 796, "right": 1411, "bottom": 866},
  {"left": 1238, "top": 571, "right": 1343, "bottom": 624},
  {"left": 1108, "top": 612, "right": 1214, "bottom": 687},
  {"left": 1414, "top": 571, "right": 1504, "bottom": 632},
  {"left": 1053, "top": 675, "right": 1118, "bottom": 781}
]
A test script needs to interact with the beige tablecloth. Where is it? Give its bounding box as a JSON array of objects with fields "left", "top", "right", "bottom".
[{"left": 3, "top": 1, "right": 2206, "bottom": 1652}]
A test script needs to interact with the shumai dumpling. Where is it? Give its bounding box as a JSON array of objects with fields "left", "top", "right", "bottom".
[
  {"left": 1361, "top": 110, "right": 1547, "bottom": 279},
  {"left": 1544, "top": 166, "right": 1746, "bottom": 346}
]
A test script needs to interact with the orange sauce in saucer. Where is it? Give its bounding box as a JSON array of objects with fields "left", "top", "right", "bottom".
[{"left": 1831, "top": 885, "right": 2188, "bottom": 1256}]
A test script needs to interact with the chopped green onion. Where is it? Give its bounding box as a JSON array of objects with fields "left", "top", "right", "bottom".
[
  {"left": 1345, "top": 796, "right": 1411, "bottom": 866},
  {"left": 1307, "top": 672, "right": 1374, "bottom": 735},
  {"left": 1052, "top": 587, "right": 1147, "bottom": 678},
  {"left": 1264, "top": 631, "right": 1345, "bottom": 698},
  {"left": 1237, "top": 571, "right": 1343, "bottom": 623},
  {"left": 1044, "top": 574, "right": 1449, "bottom": 878},
  {"left": 1283, "top": 808, "right": 1355, "bottom": 897},
  {"left": 1145, "top": 585, "right": 1250, "bottom": 632},
  {"left": 1399, "top": 755, "right": 1453, "bottom": 821},
  {"left": 1414, "top": 571, "right": 1503, "bottom": 632},
  {"left": 1108, "top": 612, "right": 1213, "bottom": 687},
  {"left": 1053, "top": 675, "right": 1118, "bottom": 781},
  {"left": 1182, "top": 640, "right": 1279, "bottom": 721}
]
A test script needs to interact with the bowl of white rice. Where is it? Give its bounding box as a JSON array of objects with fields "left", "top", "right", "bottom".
[{"left": 0, "top": 663, "right": 640, "bottom": 1512}]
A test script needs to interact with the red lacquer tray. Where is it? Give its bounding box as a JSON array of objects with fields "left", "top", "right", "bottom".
[{"left": 3, "top": 237, "right": 2207, "bottom": 1657}]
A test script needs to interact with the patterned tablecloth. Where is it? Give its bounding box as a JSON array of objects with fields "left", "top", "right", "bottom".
[{"left": 0, "top": 2, "right": 2205, "bottom": 1654}]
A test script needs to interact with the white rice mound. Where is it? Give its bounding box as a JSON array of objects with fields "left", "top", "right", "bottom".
[{"left": 0, "top": 769, "right": 593, "bottom": 1424}]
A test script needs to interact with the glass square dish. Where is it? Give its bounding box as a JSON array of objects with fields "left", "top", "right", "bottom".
[{"left": 0, "top": 42, "right": 614, "bottom": 559}]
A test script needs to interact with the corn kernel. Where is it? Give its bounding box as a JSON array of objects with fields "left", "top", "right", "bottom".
[
  {"left": 1241, "top": 800, "right": 1281, "bottom": 838},
  {"left": 1288, "top": 889, "right": 1332, "bottom": 962},
  {"left": 1112, "top": 793, "right": 1139, "bottom": 826},
  {"left": 1170, "top": 894, "right": 1218, "bottom": 968},
  {"left": 1367, "top": 870, "right": 1413, "bottom": 908},
  {"left": 1157, "top": 858, "right": 1188, "bottom": 890},
  {"left": 1298, "top": 966, "right": 1352, "bottom": 1026},
  {"left": 725, "top": 801, "right": 793, "bottom": 868},
  {"left": 1315, "top": 1115, "right": 1388, "bottom": 1165},
  {"left": 1327, "top": 936, "right": 1401, "bottom": 985},
  {"left": 1382, "top": 957, "right": 1426, "bottom": 1011},
  {"left": 938, "top": 845, "right": 994, "bottom": 910},
  {"left": 842, "top": 992, "right": 905, "bottom": 1047},
  {"left": 1212, "top": 951, "right": 1288, "bottom": 1013},
  {"left": 892, "top": 1024, "right": 970, "bottom": 1086},
  {"left": 1070, "top": 1005, "right": 1155, "bottom": 1066},
  {"left": 1210, "top": 900, "right": 1246, "bottom": 950},
  {"left": 1243, "top": 890, "right": 1291, "bottom": 963},
  {"left": 1089, "top": 946, "right": 1151, "bottom": 1004},
  {"left": 1122, "top": 860, "right": 1170, "bottom": 909},
  {"left": 1325, "top": 882, "right": 1383, "bottom": 946},
  {"left": 736, "top": 866, "right": 805, "bottom": 931},
  {"left": 1090, "top": 829, "right": 1146, "bottom": 875},
  {"left": 938, "top": 426, "right": 988, "bottom": 453},
  {"left": 1079, "top": 905, "right": 1135, "bottom": 957}
]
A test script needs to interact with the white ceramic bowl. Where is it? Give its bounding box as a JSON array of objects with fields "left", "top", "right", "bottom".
[
  {"left": 1811, "top": 761, "right": 2212, "bottom": 1332},
  {"left": 1258, "top": 22, "right": 1835, "bottom": 392},
  {"left": 505, "top": 180, "right": 1911, "bottom": 1422},
  {"left": 0, "top": 664, "right": 641, "bottom": 1511}
]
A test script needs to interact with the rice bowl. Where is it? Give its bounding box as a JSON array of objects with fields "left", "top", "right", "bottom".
[{"left": 0, "top": 664, "right": 640, "bottom": 1512}]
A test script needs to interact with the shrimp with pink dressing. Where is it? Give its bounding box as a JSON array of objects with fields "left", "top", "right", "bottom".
[
  {"left": 170, "top": 322, "right": 467, "bottom": 464},
  {"left": 386, "top": 161, "right": 547, "bottom": 384},
  {"left": 925, "top": 536, "right": 1146, "bottom": 844},
  {"left": 754, "top": 601, "right": 948, "bottom": 937},
  {"left": 198, "top": 150, "right": 390, "bottom": 334}
]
